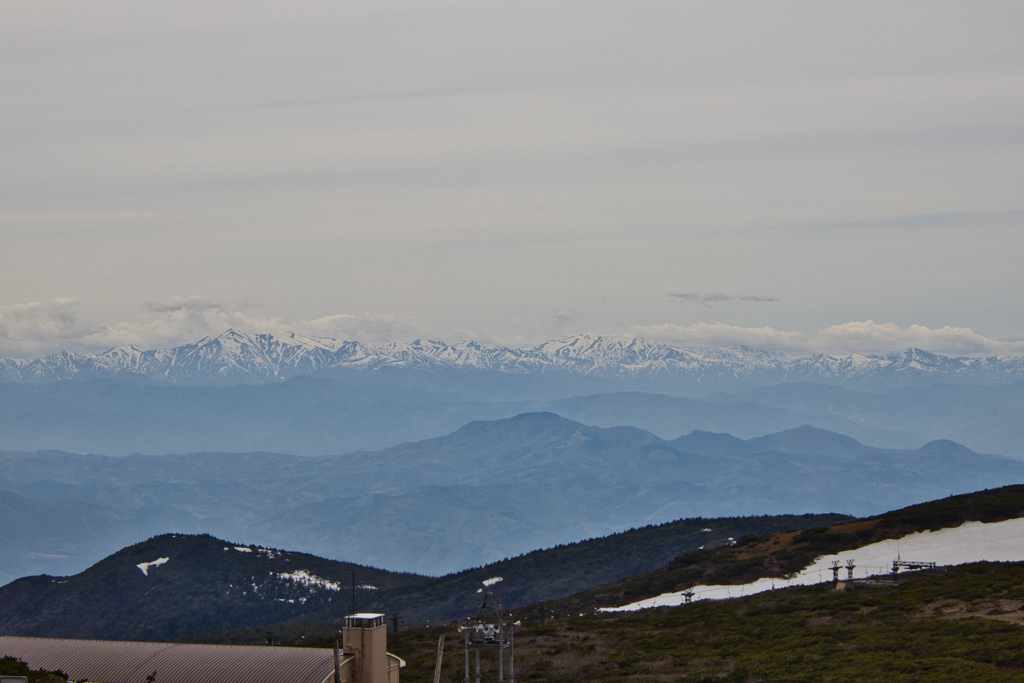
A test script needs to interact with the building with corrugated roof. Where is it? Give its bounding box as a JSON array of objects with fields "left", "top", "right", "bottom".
[{"left": 0, "top": 614, "right": 403, "bottom": 683}]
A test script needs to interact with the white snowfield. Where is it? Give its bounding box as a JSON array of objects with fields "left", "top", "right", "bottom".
[
  {"left": 600, "top": 518, "right": 1024, "bottom": 612},
  {"left": 136, "top": 557, "right": 169, "bottom": 576}
]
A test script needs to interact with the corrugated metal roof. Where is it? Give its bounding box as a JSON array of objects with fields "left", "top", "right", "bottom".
[{"left": 0, "top": 636, "right": 350, "bottom": 683}]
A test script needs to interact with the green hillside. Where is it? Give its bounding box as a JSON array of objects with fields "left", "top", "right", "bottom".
[
  {"left": 7, "top": 484, "right": 1024, "bottom": 680},
  {"left": 389, "top": 561, "right": 1024, "bottom": 682},
  {"left": 296, "top": 485, "right": 1024, "bottom": 681},
  {"left": 547, "top": 483, "right": 1024, "bottom": 616}
]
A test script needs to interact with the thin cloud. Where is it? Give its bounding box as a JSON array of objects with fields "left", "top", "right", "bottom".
[
  {"left": 625, "top": 322, "right": 804, "bottom": 351},
  {"left": 815, "top": 321, "right": 1005, "bottom": 356},
  {"left": 3, "top": 298, "right": 1023, "bottom": 359},
  {"left": 296, "top": 312, "right": 422, "bottom": 342},
  {"left": 670, "top": 292, "right": 778, "bottom": 305},
  {"left": 0, "top": 297, "right": 424, "bottom": 358},
  {"left": 625, "top": 320, "right": 1024, "bottom": 356},
  {"left": 0, "top": 298, "right": 106, "bottom": 356},
  {"left": 552, "top": 310, "right": 575, "bottom": 327}
]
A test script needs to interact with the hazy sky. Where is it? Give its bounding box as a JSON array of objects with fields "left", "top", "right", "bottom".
[{"left": 2, "top": 1, "right": 1022, "bottom": 357}]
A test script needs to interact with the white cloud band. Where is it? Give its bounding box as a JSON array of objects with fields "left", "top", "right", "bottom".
[
  {"left": 0, "top": 297, "right": 423, "bottom": 358},
  {"left": 624, "top": 320, "right": 1024, "bottom": 356},
  {"left": 1, "top": 298, "right": 1021, "bottom": 358}
]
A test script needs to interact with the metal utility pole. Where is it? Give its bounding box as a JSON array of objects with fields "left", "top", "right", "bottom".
[{"left": 459, "top": 589, "right": 516, "bottom": 683}]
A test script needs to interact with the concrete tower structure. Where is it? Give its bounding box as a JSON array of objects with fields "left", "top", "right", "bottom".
[{"left": 342, "top": 613, "right": 402, "bottom": 683}]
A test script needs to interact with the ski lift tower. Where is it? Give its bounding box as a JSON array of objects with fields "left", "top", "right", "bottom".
[{"left": 459, "top": 589, "right": 517, "bottom": 683}]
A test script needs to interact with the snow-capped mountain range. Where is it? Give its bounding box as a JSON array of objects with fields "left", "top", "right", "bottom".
[{"left": 2, "top": 329, "right": 1023, "bottom": 388}]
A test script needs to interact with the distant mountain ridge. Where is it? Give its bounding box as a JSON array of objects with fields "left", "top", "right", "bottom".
[
  {"left": 2, "top": 413, "right": 1022, "bottom": 582},
  {"left": 2, "top": 329, "right": 1023, "bottom": 389}
]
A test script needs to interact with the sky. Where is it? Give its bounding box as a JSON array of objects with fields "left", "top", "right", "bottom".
[{"left": 2, "top": 1, "right": 1023, "bottom": 358}]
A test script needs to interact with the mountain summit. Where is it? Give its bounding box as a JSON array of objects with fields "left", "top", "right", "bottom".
[{"left": 2, "top": 330, "right": 1022, "bottom": 389}]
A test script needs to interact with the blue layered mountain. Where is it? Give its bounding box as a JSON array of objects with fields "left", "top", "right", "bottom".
[{"left": 2, "top": 414, "right": 1021, "bottom": 582}]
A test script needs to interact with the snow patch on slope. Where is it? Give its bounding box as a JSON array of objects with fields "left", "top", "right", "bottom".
[
  {"left": 137, "top": 557, "right": 169, "bottom": 576},
  {"left": 277, "top": 569, "right": 342, "bottom": 591},
  {"left": 601, "top": 518, "right": 1024, "bottom": 611}
]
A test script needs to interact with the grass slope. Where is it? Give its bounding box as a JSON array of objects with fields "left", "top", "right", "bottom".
[
  {"left": 368, "top": 513, "right": 852, "bottom": 624},
  {"left": 291, "top": 485, "right": 1024, "bottom": 681},
  {"left": 390, "top": 562, "right": 1024, "bottom": 682},
  {"left": 547, "top": 484, "right": 1024, "bottom": 614}
]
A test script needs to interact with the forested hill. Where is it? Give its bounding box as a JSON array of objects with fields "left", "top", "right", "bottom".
[{"left": 0, "top": 513, "right": 848, "bottom": 641}]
